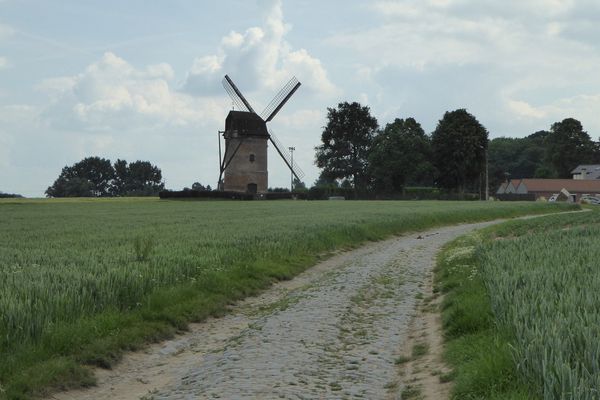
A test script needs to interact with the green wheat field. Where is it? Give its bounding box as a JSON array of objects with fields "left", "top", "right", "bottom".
[{"left": 0, "top": 198, "right": 572, "bottom": 398}]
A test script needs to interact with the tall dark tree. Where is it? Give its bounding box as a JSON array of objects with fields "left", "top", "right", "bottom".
[
  {"left": 431, "top": 109, "right": 488, "bottom": 194},
  {"left": 117, "top": 160, "right": 164, "bottom": 196},
  {"left": 488, "top": 132, "right": 549, "bottom": 191},
  {"left": 315, "top": 102, "right": 378, "bottom": 194},
  {"left": 488, "top": 137, "right": 522, "bottom": 190},
  {"left": 46, "top": 157, "right": 114, "bottom": 197},
  {"left": 111, "top": 159, "right": 129, "bottom": 196},
  {"left": 544, "top": 118, "right": 596, "bottom": 178},
  {"left": 526, "top": 130, "right": 553, "bottom": 178},
  {"left": 369, "top": 118, "right": 434, "bottom": 193}
]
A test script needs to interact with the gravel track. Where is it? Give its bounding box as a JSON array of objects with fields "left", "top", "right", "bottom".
[{"left": 54, "top": 220, "right": 500, "bottom": 400}]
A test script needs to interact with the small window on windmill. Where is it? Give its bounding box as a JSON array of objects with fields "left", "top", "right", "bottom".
[{"left": 249, "top": 154, "right": 256, "bottom": 163}]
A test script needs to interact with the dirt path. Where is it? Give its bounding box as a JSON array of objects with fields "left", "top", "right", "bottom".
[{"left": 52, "top": 220, "right": 503, "bottom": 400}]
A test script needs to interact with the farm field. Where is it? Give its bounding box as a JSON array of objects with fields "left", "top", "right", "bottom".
[
  {"left": 437, "top": 208, "right": 599, "bottom": 399},
  {"left": 0, "top": 198, "right": 573, "bottom": 398}
]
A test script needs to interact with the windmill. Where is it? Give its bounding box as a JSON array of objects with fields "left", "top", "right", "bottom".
[{"left": 217, "top": 75, "right": 304, "bottom": 194}]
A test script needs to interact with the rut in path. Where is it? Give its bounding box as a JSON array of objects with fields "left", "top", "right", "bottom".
[{"left": 54, "top": 220, "right": 498, "bottom": 400}]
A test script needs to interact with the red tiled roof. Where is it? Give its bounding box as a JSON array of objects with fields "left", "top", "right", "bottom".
[{"left": 520, "top": 179, "right": 600, "bottom": 193}]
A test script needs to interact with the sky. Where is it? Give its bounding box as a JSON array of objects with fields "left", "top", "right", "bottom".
[{"left": 2, "top": 0, "right": 600, "bottom": 197}]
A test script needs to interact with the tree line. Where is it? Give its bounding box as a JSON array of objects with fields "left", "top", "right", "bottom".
[
  {"left": 46, "top": 157, "right": 164, "bottom": 197},
  {"left": 0, "top": 192, "right": 23, "bottom": 198},
  {"left": 315, "top": 102, "right": 488, "bottom": 197},
  {"left": 314, "top": 102, "right": 600, "bottom": 197},
  {"left": 488, "top": 118, "right": 600, "bottom": 191}
]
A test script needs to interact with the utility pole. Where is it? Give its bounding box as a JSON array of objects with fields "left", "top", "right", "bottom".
[
  {"left": 217, "top": 130, "right": 224, "bottom": 190},
  {"left": 289, "top": 146, "right": 295, "bottom": 192},
  {"left": 485, "top": 148, "right": 489, "bottom": 200},
  {"left": 479, "top": 143, "right": 489, "bottom": 200}
]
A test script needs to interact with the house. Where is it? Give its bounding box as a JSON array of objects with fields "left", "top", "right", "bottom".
[
  {"left": 496, "top": 179, "right": 532, "bottom": 200},
  {"left": 571, "top": 165, "right": 600, "bottom": 180},
  {"left": 496, "top": 164, "right": 600, "bottom": 201},
  {"left": 515, "top": 179, "right": 600, "bottom": 202},
  {"left": 504, "top": 179, "right": 521, "bottom": 194},
  {"left": 496, "top": 182, "right": 508, "bottom": 195}
]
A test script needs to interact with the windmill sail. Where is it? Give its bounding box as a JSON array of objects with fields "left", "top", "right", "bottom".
[
  {"left": 222, "top": 75, "right": 256, "bottom": 114},
  {"left": 260, "top": 77, "right": 301, "bottom": 122},
  {"left": 268, "top": 129, "right": 305, "bottom": 181}
]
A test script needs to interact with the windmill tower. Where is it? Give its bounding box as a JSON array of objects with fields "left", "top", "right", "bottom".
[{"left": 217, "top": 75, "right": 304, "bottom": 194}]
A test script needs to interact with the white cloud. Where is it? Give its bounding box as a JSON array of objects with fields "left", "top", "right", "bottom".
[
  {"left": 39, "top": 52, "right": 222, "bottom": 131},
  {"left": 521, "top": 0, "right": 575, "bottom": 17},
  {"left": 508, "top": 93, "right": 600, "bottom": 130},
  {"left": 373, "top": 0, "right": 581, "bottom": 20},
  {"left": 373, "top": 2, "right": 423, "bottom": 18},
  {"left": 358, "top": 93, "right": 369, "bottom": 105},
  {"left": 507, "top": 99, "right": 546, "bottom": 119},
  {"left": 335, "top": 0, "right": 600, "bottom": 73},
  {"left": 0, "top": 23, "right": 14, "bottom": 39},
  {"left": 0, "top": 23, "right": 13, "bottom": 69},
  {"left": 36, "top": 76, "right": 77, "bottom": 95},
  {"left": 182, "top": 0, "right": 337, "bottom": 98},
  {"left": 323, "top": 0, "right": 600, "bottom": 137},
  {"left": 275, "top": 108, "right": 324, "bottom": 129}
]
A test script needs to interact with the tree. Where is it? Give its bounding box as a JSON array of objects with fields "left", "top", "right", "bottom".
[
  {"left": 488, "top": 133, "right": 548, "bottom": 191},
  {"left": 47, "top": 157, "right": 164, "bottom": 197},
  {"left": 315, "top": 102, "right": 378, "bottom": 194},
  {"left": 46, "top": 157, "right": 114, "bottom": 197},
  {"left": 293, "top": 178, "right": 306, "bottom": 191},
  {"left": 544, "top": 118, "right": 596, "bottom": 178},
  {"left": 190, "top": 182, "right": 212, "bottom": 191},
  {"left": 111, "top": 159, "right": 129, "bottom": 196},
  {"left": 122, "top": 161, "right": 164, "bottom": 195},
  {"left": 313, "top": 171, "right": 339, "bottom": 188},
  {"left": 46, "top": 176, "right": 94, "bottom": 197},
  {"left": 369, "top": 118, "right": 434, "bottom": 193},
  {"left": 431, "top": 109, "right": 488, "bottom": 194},
  {"left": 0, "top": 191, "right": 24, "bottom": 198},
  {"left": 526, "top": 130, "right": 552, "bottom": 178},
  {"left": 340, "top": 179, "right": 352, "bottom": 189},
  {"left": 109, "top": 159, "right": 164, "bottom": 196}
]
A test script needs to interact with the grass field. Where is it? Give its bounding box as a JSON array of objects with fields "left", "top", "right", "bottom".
[
  {"left": 0, "top": 198, "right": 573, "bottom": 399},
  {"left": 437, "top": 208, "right": 598, "bottom": 399}
]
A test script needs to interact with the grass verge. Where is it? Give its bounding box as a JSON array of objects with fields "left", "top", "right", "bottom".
[{"left": 435, "top": 232, "right": 534, "bottom": 399}]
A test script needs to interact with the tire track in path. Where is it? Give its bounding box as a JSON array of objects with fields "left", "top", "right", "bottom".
[{"left": 53, "top": 220, "right": 500, "bottom": 400}]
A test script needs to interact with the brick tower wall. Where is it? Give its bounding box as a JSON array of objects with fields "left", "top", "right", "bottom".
[{"left": 223, "top": 136, "right": 268, "bottom": 193}]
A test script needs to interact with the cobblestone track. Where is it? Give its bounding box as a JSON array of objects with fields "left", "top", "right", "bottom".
[{"left": 53, "top": 220, "right": 500, "bottom": 400}]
